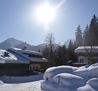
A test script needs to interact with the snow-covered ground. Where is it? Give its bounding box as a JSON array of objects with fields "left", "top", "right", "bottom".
[
  {"left": 0, "top": 80, "right": 41, "bottom": 91},
  {"left": 0, "top": 75, "right": 43, "bottom": 91},
  {"left": 0, "top": 63, "right": 98, "bottom": 91}
]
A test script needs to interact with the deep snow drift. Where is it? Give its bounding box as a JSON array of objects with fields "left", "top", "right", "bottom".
[{"left": 41, "top": 64, "right": 98, "bottom": 91}]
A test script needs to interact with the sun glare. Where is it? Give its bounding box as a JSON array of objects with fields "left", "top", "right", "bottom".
[{"left": 35, "top": 2, "right": 56, "bottom": 24}]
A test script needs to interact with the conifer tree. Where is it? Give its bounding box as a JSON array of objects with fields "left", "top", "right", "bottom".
[
  {"left": 83, "top": 25, "right": 89, "bottom": 46},
  {"left": 68, "top": 40, "right": 77, "bottom": 64},
  {"left": 75, "top": 25, "right": 83, "bottom": 46},
  {"left": 54, "top": 45, "right": 68, "bottom": 66}
]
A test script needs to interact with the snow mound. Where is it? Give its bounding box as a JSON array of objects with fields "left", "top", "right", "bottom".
[
  {"left": 89, "top": 63, "right": 98, "bottom": 68},
  {"left": 88, "top": 66, "right": 98, "bottom": 78},
  {"left": 0, "top": 80, "right": 4, "bottom": 86},
  {"left": 74, "top": 68, "right": 90, "bottom": 79},
  {"left": 79, "top": 65, "right": 89, "bottom": 69},
  {"left": 87, "top": 78, "right": 98, "bottom": 89},
  {"left": 41, "top": 73, "right": 85, "bottom": 91},
  {"left": 74, "top": 63, "right": 98, "bottom": 79},
  {"left": 42, "top": 63, "right": 98, "bottom": 91},
  {"left": 53, "top": 73, "right": 85, "bottom": 87},
  {"left": 77, "top": 84, "right": 95, "bottom": 91},
  {"left": 77, "top": 78, "right": 98, "bottom": 91},
  {"left": 44, "top": 66, "right": 78, "bottom": 80},
  {"left": 41, "top": 80, "right": 57, "bottom": 91}
]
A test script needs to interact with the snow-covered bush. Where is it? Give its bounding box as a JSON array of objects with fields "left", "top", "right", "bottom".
[{"left": 44, "top": 66, "right": 78, "bottom": 81}]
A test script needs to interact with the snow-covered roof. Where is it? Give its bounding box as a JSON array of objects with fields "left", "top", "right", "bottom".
[
  {"left": 0, "top": 49, "right": 29, "bottom": 64},
  {"left": 9, "top": 48, "right": 42, "bottom": 56},
  {"left": 8, "top": 48, "right": 48, "bottom": 63},
  {"left": 75, "top": 46, "right": 98, "bottom": 54}
]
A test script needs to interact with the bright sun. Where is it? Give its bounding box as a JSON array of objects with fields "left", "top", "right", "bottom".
[{"left": 35, "top": 2, "right": 56, "bottom": 24}]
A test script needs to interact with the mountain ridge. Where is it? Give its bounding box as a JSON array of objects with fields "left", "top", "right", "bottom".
[
  {"left": 0, "top": 38, "right": 74, "bottom": 51},
  {"left": 0, "top": 38, "right": 45, "bottom": 51}
]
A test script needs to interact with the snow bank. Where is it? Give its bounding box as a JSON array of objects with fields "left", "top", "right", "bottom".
[
  {"left": 44, "top": 66, "right": 78, "bottom": 81},
  {"left": 89, "top": 63, "right": 98, "bottom": 68},
  {"left": 77, "top": 84, "right": 95, "bottom": 91},
  {"left": 42, "top": 63, "right": 98, "bottom": 91},
  {"left": 41, "top": 80, "right": 57, "bottom": 91},
  {"left": 79, "top": 65, "right": 89, "bottom": 69},
  {"left": 41, "top": 73, "right": 85, "bottom": 91},
  {"left": 74, "top": 68, "right": 90, "bottom": 79},
  {"left": 88, "top": 66, "right": 98, "bottom": 78},
  {"left": 87, "top": 78, "right": 98, "bottom": 89},
  {"left": 53, "top": 73, "right": 85, "bottom": 87},
  {"left": 77, "top": 78, "right": 98, "bottom": 91},
  {"left": 88, "top": 63, "right": 98, "bottom": 78},
  {"left": 0, "top": 80, "right": 4, "bottom": 86},
  {"left": 74, "top": 63, "right": 98, "bottom": 79}
]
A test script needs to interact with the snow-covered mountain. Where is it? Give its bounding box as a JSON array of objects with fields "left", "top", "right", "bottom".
[
  {"left": 16, "top": 43, "right": 46, "bottom": 51},
  {"left": 0, "top": 38, "right": 45, "bottom": 51},
  {"left": 0, "top": 38, "right": 24, "bottom": 49},
  {"left": 0, "top": 38, "right": 73, "bottom": 51}
]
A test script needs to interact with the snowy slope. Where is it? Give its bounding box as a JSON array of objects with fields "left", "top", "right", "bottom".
[
  {"left": 0, "top": 38, "right": 45, "bottom": 51},
  {"left": 0, "top": 38, "right": 23, "bottom": 49},
  {"left": 0, "top": 38, "right": 43, "bottom": 51}
]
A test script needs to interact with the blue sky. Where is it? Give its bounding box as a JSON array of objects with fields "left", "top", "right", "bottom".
[{"left": 0, "top": 0, "right": 98, "bottom": 45}]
